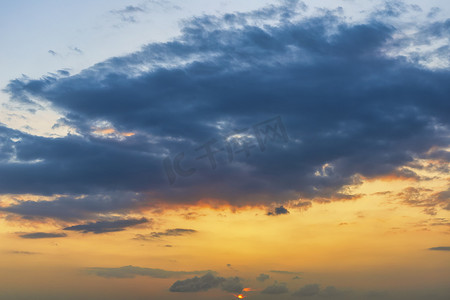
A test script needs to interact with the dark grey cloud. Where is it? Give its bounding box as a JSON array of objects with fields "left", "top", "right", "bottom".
[
  {"left": 256, "top": 273, "right": 270, "bottom": 282},
  {"left": 64, "top": 217, "right": 149, "bottom": 234},
  {"left": 85, "top": 265, "right": 213, "bottom": 279},
  {"left": 170, "top": 273, "right": 223, "bottom": 292},
  {"left": 1, "top": 192, "right": 147, "bottom": 220},
  {"left": 428, "top": 246, "right": 450, "bottom": 251},
  {"left": 261, "top": 282, "right": 289, "bottom": 294},
  {"left": 220, "top": 276, "right": 243, "bottom": 293},
  {"left": 18, "top": 232, "right": 67, "bottom": 239},
  {"left": 1, "top": 1, "right": 449, "bottom": 219},
  {"left": 267, "top": 205, "right": 290, "bottom": 216},
  {"left": 169, "top": 273, "right": 242, "bottom": 293},
  {"left": 292, "top": 283, "right": 320, "bottom": 297},
  {"left": 135, "top": 228, "right": 197, "bottom": 240}
]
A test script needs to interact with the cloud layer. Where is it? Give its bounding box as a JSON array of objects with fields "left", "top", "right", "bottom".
[
  {"left": 63, "top": 217, "right": 149, "bottom": 234},
  {"left": 18, "top": 232, "right": 67, "bottom": 239},
  {"left": 134, "top": 228, "right": 197, "bottom": 240},
  {"left": 1, "top": 1, "right": 449, "bottom": 219},
  {"left": 169, "top": 273, "right": 242, "bottom": 293},
  {"left": 85, "top": 265, "right": 213, "bottom": 279}
]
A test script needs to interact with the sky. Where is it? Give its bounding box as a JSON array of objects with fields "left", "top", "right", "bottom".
[{"left": 0, "top": 0, "right": 449, "bottom": 299}]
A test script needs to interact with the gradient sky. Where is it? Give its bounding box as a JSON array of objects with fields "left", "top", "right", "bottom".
[{"left": 0, "top": 1, "right": 449, "bottom": 299}]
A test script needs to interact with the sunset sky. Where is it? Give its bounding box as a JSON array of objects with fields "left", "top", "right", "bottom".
[{"left": 0, "top": 1, "right": 449, "bottom": 299}]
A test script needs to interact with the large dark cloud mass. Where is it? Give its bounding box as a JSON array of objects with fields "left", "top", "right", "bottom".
[{"left": 1, "top": 1, "right": 449, "bottom": 219}]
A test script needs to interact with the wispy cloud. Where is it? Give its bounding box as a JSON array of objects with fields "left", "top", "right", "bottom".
[
  {"left": 85, "top": 265, "right": 214, "bottom": 279},
  {"left": 8, "top": 250, "right": 40, "bottom": 255},
  {"left": 18, "top": 232, "right": 67, "bottom": 239},
  {"left": 428, "top": 246, "right": 450, "bottom": 251},
  {"left": 110, "top": 4, "right": 145, "bottom": 23},
  {"left": 134, "top": 228, "right": 197, "bottom": 240},
  {"left": 269, "top": 270, "right": 302, "bottom": 275},
  {"left": 64, "top": 218, "right": 149, "bottom": 234}
]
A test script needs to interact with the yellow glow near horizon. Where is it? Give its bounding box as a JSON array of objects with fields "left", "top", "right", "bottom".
[{"left": 0, "top": 158, "right": 449, "bottom": 298}]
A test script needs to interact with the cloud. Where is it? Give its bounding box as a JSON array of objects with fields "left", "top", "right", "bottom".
[
  {"left": 220, "top": 277, "right": 243, "bottom": 293},
  {"left": 169, "top": 273, "right": 221, "bottom": 292},
  {"left": 1, "top": 1, "right": 450, "bottom": 218},
  {"left": 429, "top": 217, "right": 450, "bottom": 227},
  {"left": 267, "top": 205, "right": 290, "bottom": 216},
  {"left": 85, "top": 265, "right": 213, "bottom": 279},
  {"left": 292, "top": 284, "right": 320, "bottom": 297},
  {"left": 427, "top": 7, "right": 441, "bottom": 19},
  {"left": 64, "top": 217, "right": 149, "bottom": 234},
  {"left": 48, "top": 50, "right": 57, "bottom": 56},
  {"left": 135, "top": 228, "right": 197, "bottom": 240},
  {"left": 110, "top": 4, "right": 145, "bottom": 23},
  {"left": 256, "top": 273, "right": 270, "bottom": 282},
  {"left": 291, "top": 200, "right": 312, "bottom": 211},
  {"left": 370, "top": 1, "right": 414, "bottom": 18},
  {"left": 428, "top": 246, "right": 450, "bottom": 251},
  {"left": 18, "top": 232, "right": 67, "bottom": 239},
  {"left": 261, "top": 282, "right": 289, "bottom": 294},
  {"left": 1, "top": 192, "right": 147, "bottom": 220},
  {"left": 69, "top": 46, "right": 83, "bottom": 54},
  {"left": 117, "top": 5, "right": 144, "bottom": 13},
  {"left": 57, "top": 70, "right": 70, "bottom": 76},
  {"left": 397, "top": 187, "right": 450, "bottom": 215},
  {"left": 169, "top": 273, "right": 242, "bottom": 293},
  {"left": 270, "top": 270, "right": 302, "bottom": 275},
  {"left": 8, "top": 250, "right": 40, "bottom": 255}
]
